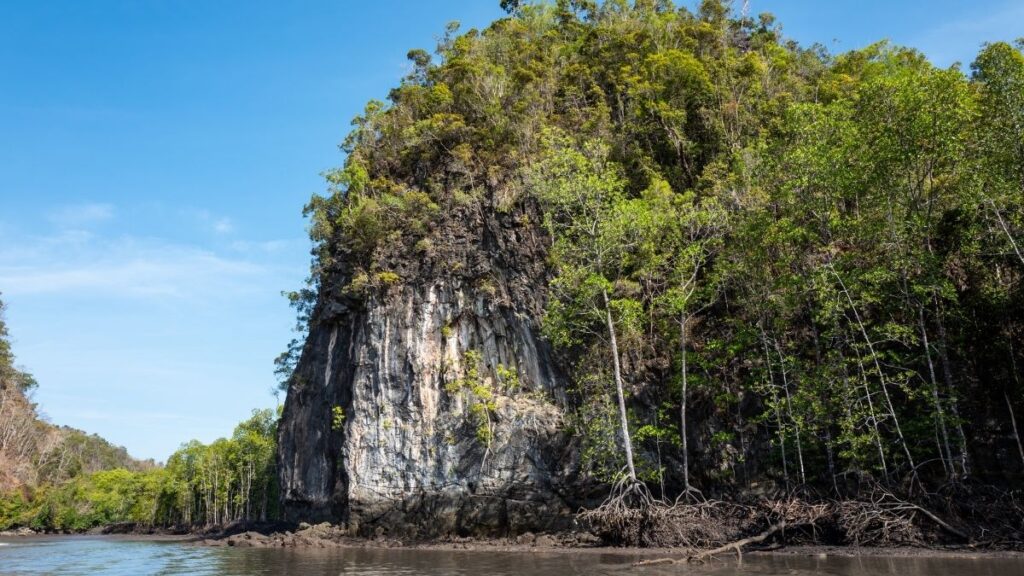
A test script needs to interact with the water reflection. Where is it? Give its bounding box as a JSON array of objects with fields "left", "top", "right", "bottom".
[
  {"left": 0, "top": 537, "right": 1021, "bottom": 576},
  {"left": 212, "top": 547, "right": 633, "bottom": 576}
]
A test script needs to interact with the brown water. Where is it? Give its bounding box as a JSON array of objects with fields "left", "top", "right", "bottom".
[{"left": 0, "top": 537, "right": 1022, "bottom": 575}]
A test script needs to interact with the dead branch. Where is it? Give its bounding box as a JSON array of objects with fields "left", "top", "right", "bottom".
[
  {"left": 632, "top": 521, "right": 789, "bottom": 567},
  {"left": 690, "top": 520, "right": 787, "bottom": 563}
]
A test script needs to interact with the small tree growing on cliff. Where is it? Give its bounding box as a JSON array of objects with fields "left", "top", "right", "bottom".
[{"left": 529, "top": 128, "right": 640, "bottom": 483}]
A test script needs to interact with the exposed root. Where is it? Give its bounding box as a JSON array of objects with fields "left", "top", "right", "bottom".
[
  {"left": 932, "top": 483, "right": 1024, "bottom": 546},
  {"left": 629, "top": 500, "right": 832, "bottom": 566},
  {"left": 634, "top": 521, "right": 789, "bottom": 566},
  {"left": 578, "top": 476, "right": 750, "bottom": 548},
  {"left": 587, "top": 481, "right": 1021, "bottom": 566},
  {"left": 834, "top": 486, "right": 969, "bottom": 545}
]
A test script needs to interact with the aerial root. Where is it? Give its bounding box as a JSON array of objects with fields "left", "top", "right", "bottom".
[
  {"left": 632, "top": 520, "right": 791, "bottom": 566},
  {"left": 834, "top": 485, "right": 969, "bottom": 545},
  {"left": 578, "top": 475, "right": 750, "bottom": 548},
  {"left": 582, "top": 478, "right": 1021, "bottom": 566}
]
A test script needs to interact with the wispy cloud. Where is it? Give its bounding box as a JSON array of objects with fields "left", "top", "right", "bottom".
[
  {"left": 47, "top": 202, "right": 115, "bottom": 228},
  {"left": 68, "top": 408, "right": 207, "bottom": 425},
  {"left": 187, "top": 209, "right": 236, "bottom": 235},
  {"left": 911, "top": 0, "right": 1024, "bottom": 67},
  {"left": 228, "top": 238, "right": 306, "bottom": 255},
  {"left": 212, "top": 217, "right": 234, "bottom": 234},
  {"left": 0, "top": 204, "right": 306, "bottom": 459},
  {"left": 0, "top": 231, "right": 270, "bottom": 300}
]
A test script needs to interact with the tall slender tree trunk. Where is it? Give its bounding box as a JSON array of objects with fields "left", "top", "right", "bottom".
[
  {"left": 774, "top": 336, "right": 806, "bottom": 485},
  {"left": 1008, "top": 342, "right": 1024, "bottom": 469},
  {"left": 760, "top": 329, "right": 790, "bottom": 491},
  {"left": 934, "top": 306, "right": 969, "bottom": 477},
  {"left": 919, "top": 306, "right": 954, "bottom": 480},
  {"left": 679, "top": 309, "right": 690, "bottom": 492},
  {"left": 809, "top": 312, "right": 840, "bottom": 494},
  {"left": 832, "top": 266, "right": 917, "bottom": 477},
  {"left": 1006, "top": 390, "right": 1024, "bottom": 471},
  {"left": 653, "top": 412, "right": 665, "bottom": 499},
  {"left": 603, "top": 288, "right": 636, "bottom": 483},
  {"left": 990, "top": 199, "right": 1024, "bottom": 266},
  {"left": 844, "top": 313, "right": 889, "bottom": 477}
]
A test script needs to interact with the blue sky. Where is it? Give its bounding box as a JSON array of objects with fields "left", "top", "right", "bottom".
[{"left": 0, "top": 0, "right": 1020, "bottom": 461}]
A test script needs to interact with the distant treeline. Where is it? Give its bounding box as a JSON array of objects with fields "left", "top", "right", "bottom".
[
  {"left": 0, "top": 408, "right": 278, "bottom": 532},
  {"left": 0, "top": 295, "right": 279, "bottom": 532}
]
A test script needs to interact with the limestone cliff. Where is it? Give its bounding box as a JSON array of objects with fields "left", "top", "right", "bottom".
[
  {"left": 276, "top": 199, "right": 583, "bottom": 538},
  {"left": 276, "top": 1, "right": 1024, "bottom": 540}
]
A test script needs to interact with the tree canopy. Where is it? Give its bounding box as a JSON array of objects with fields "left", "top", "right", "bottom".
[{"left": 295, "top": 1, "right": 1024, "bottom": 495}]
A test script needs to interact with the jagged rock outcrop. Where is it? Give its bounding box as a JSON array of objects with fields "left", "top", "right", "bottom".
[{"left": 277, "top": 200, "right": 584, "bottom": 538}]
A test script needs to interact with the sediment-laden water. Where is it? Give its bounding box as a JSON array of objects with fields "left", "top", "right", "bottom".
[{"left": 1, "top": 536, "right": 1022, "bottom": 576}]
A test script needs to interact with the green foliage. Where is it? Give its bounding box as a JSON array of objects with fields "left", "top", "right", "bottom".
[
  {"left": 570, "top": 380, "right": 624, "bottom": 481},
  {"left": 274, "top": 286, "right": 317, "bottom": 391},
  {"left": 0, "top": 409, "right": 280, "bottom": 531},
  {"left": 495, "top": 363, "right": 520, "bottom": 393},
  {"left": 374, "top": 271, "right": 401, "bottom": 285},
  {"left": 331, "top": 405, "right": 345, "bottom": 431},
  {"left": 446, "top": 350, "right": 498, "bottom": 445},
  {"left": 0, "top": 294, "right": 37, "bottom": 392},
  {"left": 287, "top": 1, "right": 1024, "bottom": 495}
]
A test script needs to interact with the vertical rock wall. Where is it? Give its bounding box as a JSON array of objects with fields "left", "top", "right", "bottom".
[{"left": 277, "top": 203, "right": 581, "bottom": 537}]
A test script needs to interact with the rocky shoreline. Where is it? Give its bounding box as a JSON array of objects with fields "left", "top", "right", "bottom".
[
  {"left": 0, "top": 527, "right": 38, "bottom": 537},
  {"left": 188, "top": 521, "right": 1024, "bottom": 561},
  {"left": 4, "top": 523, "right": 1024, "bottom": 563},
  {"left": 198, "top": 521, "right": 597, "bottom": 550}
]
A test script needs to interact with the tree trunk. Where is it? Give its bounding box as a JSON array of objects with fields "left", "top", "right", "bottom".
[
  {"left": 654, "top": 412, "right": 665, "bottom": 499},
  {"left": 603, "top": 288, "right": 637, "bottom": 482},
  {"left": 1008, "top": 343, "right": 1024, "bottom": 469},
  {"left": 990, "top": 199, "right": 1024, "bottom": 266},
  {"left": 934, "top": 307, "right": 969, "bottom": 477},
  {"left": 760, "top": 328, "right": 790, "bottom": 491},
  {"left": 832, "top": 266, "right": 916, "bottom": 476},
  {"left": 774, "top": 336, "right": 806, "bottom": 485},
  {"left": 919, "top": 306, "right": 955, "bottom": 481},
  {"left": 680, "top": 309, "right": 690, "bottom": 492}
]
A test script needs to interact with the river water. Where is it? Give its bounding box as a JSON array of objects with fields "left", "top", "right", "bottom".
[{"left": 1, "top": 537, "right": 1022, "bottom": 576}]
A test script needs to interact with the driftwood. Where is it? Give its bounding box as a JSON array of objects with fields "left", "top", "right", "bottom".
[
  {"left": 904, "top": 502, "right": 968, "bottom": 540},
  {"left": 691, "top": 520, "right": 787, "bottom": 562},
  {"left": 633, "top": 521, "right": 789, "bottom": 566}
]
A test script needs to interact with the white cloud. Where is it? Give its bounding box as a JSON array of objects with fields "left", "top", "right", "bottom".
[
  {"left": 0, "top": 206, "right": 306, "bottom": 460},
  {"left": 911, "top": 1, "right": 1024, "bottom": 67},
  {"left": 228, "top": 238, "right": 306, "bottom": 255},
  {"left": 0, "top": 232, "right": 269, "bottom": 300},
  {"left": 186, "top": 209, "right": 236, "bottom": 235},
  {"left": 47, "top": 203, "right": 115, "bottom": 228},
  {"left": 212, "top": 217, "right": 234, "bottom": 234}
]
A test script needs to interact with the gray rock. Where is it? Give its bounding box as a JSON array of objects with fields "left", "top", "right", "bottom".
[
  {"left": 534, "top": 534, "right": 557, "bottom": 547},
  {"left": 277, "top": 202, "right": 584, "bottom": 537}
]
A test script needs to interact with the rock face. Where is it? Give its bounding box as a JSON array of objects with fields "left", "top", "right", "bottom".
[{"left": 277, "top": 200, "right": 582, "bottom": 538}]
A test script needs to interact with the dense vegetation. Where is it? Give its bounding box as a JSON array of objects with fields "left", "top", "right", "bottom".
[
  {"left": 0, "top": 296, "right": 279, "bottom": 531},
  {"left": 4, "top": 0, "right": 1023, "bottom": 540},
  {"left": 300, "top": 0, "right": 1024, "bottom": 499}
]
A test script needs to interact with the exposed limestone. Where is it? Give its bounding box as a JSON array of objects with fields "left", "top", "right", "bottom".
[{"left": 277, "top": 200, "right": 583, "bottom": 537}]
